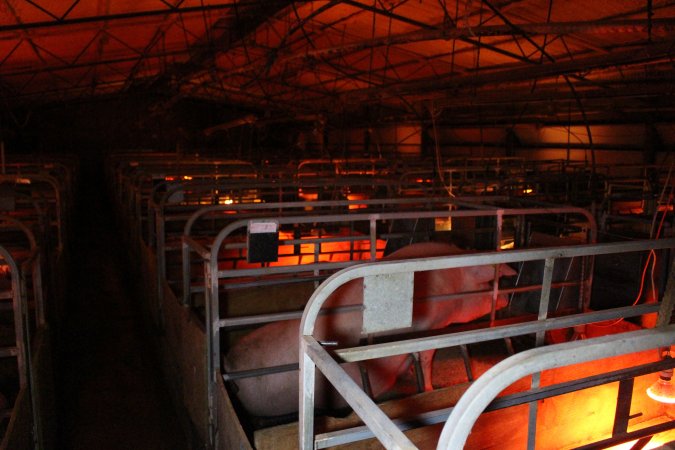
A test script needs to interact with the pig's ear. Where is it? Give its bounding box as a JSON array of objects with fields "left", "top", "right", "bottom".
[{"left": 464, "top": 263, "right": 516, "bottom": 283}]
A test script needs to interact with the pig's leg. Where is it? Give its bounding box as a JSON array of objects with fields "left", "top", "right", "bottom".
[{"left": 419, "top": 348, "right": 436, "bottom": 391}]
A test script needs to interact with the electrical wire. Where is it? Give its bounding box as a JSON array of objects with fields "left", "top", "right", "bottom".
[
  {"left": 429, "top": 103, "right": 454, "bottom": 198},
  {"left": 594, "top": 189, "right": 672, "bottom": 328}
]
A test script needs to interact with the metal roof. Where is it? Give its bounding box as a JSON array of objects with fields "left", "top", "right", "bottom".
[{"left": 1, "top": 0, "right": 675, "bottom": 124}]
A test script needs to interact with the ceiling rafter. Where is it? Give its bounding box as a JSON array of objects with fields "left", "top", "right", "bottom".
[
  {"left": 344, "top": 38, "right": 675, "bottom": 103},
  {"left": 0, "top": 2, "right": 278, "bottom": 34},
  {"left": 292, "top": 18, "right": 675, "bottom": 63},
  {"left": 164, "top": 1, "right": 298, "bottom": 97},
  {"left": 341, "top": 0, "right": 539, "bottom": 64},
  {"left": 2, "top": 0, "right": 47, "bottom": 64},
  {"left": 1, "top": 47, "right": 194, "bottom": 79},
  {"left": 123, "top": 19, "right": 176, "bottom": 90},
  {"left": 0, "top": 0, "right": 674, "bottom": 127}
]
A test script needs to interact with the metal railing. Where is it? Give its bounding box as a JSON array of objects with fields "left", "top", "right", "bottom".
[
  {"left": 299, "top": 238, "right": 675, "bottom": 450},
  {"left": 184, "top": 199, "right": 596, "bottom": 447}
]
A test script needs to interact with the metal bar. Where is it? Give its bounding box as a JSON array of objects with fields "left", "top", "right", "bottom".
[
  {"left": 0, "top": 1, "right": 287, "bottom": 33},
  {"left": 339, "top": 0, "right": 535, "bottom": 64},
  {"left": 334, "top": 303, "right": 661, "bottom": 363},
  {"left": 527, "top": 370, "right": 540, "bottom": 450},
  {"left": 573, "top": 421, "right": 675, "bottom": 450},
  {"left": 536, "top": 258, "right": 555, "bottom": 345},
  {"left": 222, "top": 363, "right": 298, "bottom": 381},
  {"left": 218, "top": 304, "right": 363, "bottom": 329},
  {"left": 22, "top": 0, "right": 60, "bottom": 21},
  {"left": 459, "top": 344, "right": 473, "bottom": 381},
  {"left": 302, "top": 240, "right": 675, "bottom": 352},
  {"left": 347, "top": 39, "right": 675, "bottom": 101},
  {"left": 182, "top": 235, "right": 210, "bottom": 260},
  {"left": 482, "top": 0, "right": 555, "bottom": 63},
  {"left": 657, "top": 257, "right": 675, "bottom": 327},
  {"left": 437, "top": 325, "right": 675, "bottom": 449},
  {"left": 292, "top": 19, "right": 675, "bottom": 62},
  {"left": 217, "top": 260, "right": 357, "bottom": 278},
  {"left": 183, "top": 196, "right": 461, "bottom": 236},
  {"left": 302, "top": 336, "right": 417, "bottom": 450},
  {"left": 205, "top": 252, "right": 220, "bottom": 446},
  {"left": 0, "top": 48, "right": 194, "bottom": 78},
  {"left": 207, "top": 204, "right": 598, "bottom": 281},
  {"left": 60, "top": 0, "right": 81, "bottom": 21},
  {"left": 299, "top": 338, "right": 316, "bottom": 450},
  {"left": 612, "top": 378, "right": 634, "bottom": 436},
  {"left": 314, "top": 358, "right": 675, "bottom": 448}
]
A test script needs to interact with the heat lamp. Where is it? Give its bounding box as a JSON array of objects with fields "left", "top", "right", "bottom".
[{"left": 646, "top": 354, "right": 675, "bottom": 404}]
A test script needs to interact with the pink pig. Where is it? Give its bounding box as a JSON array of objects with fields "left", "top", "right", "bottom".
[{"left": 224, "top": 242, "right": 516, "bottom": 417}]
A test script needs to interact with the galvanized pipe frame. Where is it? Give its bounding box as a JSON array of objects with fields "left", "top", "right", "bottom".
[
  {"left": 437, "top": 324, "right": 675, "bottom": 450},
  {"left": 313, "top": 336, "right": 675, "bottom": 449},
  {"left": 0, "top": 173, "right": 67, "bottom": 255},
  {"left": 0, "top": 171, "right": 68, "bottom": 329},
  {"left": 177, "top": 195, "right": 475, "bottom": 303},
  {"left": 295, "top": 158, "right": 394, "bottom": 178},
  {"left": 190, "top": 201, "right": 596, "bottom": 448},
  {"left": 0, "top": 215, "right": 44, "bottom": 328},
  {"left": 186, "top": 199, "right": 596, "bottom": 306},
  {"left": 125, "top": 160, "right": 260, "bottom": 246},
  {"left": 397, "top": 157, "right": 654, "bottom": 192},
  {"left": 0, "top": 243, "right": 42, "bottom": 449},
  {"left": 150, "top": 176, "right": 402, "bottom": 240},
  {"left": 178, "top": 197, "right": 464, "bottom": 305},
  {"left": 218, "top": 279, "right": 594, "bottom": 331},
  {"left": 179, "top": 195, "right": 460, "bottom": 303},
  {"left": 0, "top": 244, "right": 29, "bottom": 390},
  {"left": 191, "top": 199, "right": 598, "bottom": 324},
  {"left": 299, "top": 238, "right": 675, "bottom": 450}
]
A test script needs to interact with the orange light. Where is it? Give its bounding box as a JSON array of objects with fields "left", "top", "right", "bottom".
[
  {"left": 523, "top": 188, "right": 534, "bottom": 194},
  {"left": 607, "top": 438, "right": 670, "bottom": 450},
  {"left": 346, "top": 193, "right": 367, "bottom": 210},
  {"left": 298, "top": 192, "right": 318, "bottom": 201},
  {"left": 182, "top": 175, "right": 193, "bottom": 180},
  {"left": 646, "top": 367, "right": 675, "bottom": 404},
  {"left": 435, "top": 217, "right": 452, "bottom": 231}
]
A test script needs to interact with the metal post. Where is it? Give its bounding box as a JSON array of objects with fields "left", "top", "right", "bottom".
[
  {"left": 438, "top": 326, "right": 675, "bottom": 450},
  {"left": 657, "top": 258, "right": 675, "bottom": 327},
  {"left": 299, "top": 338, "right": 317, "bottom": 450},
  {"left": 612, "top": 378, "right": 634, "bottom": 436},
  {"left": 528, "top": 256, "right": 555, "bottom": 450},
  {"left": 205, "top": 255, "right": 219, "bottom": 448}
]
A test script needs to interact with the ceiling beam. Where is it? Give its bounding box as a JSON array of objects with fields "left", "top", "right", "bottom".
[
  {"left": 340, "top": 0, "right": 538, "bottom": 64},
  {"left": 0, "top": 1, "right": 290, "bottom": 34},
  {"left": 345, "top": 39, "right": 675, "bottom": 102},
  {"left": 287, "top": 18, "right": 675, "bottom": 64}
]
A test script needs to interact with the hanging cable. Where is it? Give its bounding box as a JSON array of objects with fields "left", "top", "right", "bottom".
[
  {"left": 429, "top": 102, "right": 454, "bottom": 198},
  {"left": 595, "top": 190, "right": 673, "bottom": 328}
]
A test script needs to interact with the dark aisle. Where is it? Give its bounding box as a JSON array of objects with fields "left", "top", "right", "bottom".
[{"left": 57, "top": 159, "right": 188, "bottom": 449}]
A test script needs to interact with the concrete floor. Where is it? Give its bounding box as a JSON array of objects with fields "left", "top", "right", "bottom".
[{"left": 57, "top": 160, "right": 188, "bottom": 449}]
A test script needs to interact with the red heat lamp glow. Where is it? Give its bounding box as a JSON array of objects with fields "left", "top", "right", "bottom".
[{"left": 646, "top": 366, "right": 675, "bottom": 404}]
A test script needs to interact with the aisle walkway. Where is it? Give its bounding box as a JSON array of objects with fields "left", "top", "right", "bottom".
[{"left": 57, "top": 159, "right": 187, "bottom": 449}]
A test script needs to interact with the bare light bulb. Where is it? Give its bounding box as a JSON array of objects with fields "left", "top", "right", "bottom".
[{"left": 646, "top": 367, "right": 675, "bottom": 404}]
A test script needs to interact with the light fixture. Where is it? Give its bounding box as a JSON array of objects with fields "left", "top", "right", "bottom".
[{"left": 647, "top": 356, "right": 675, "bottom": 404}]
